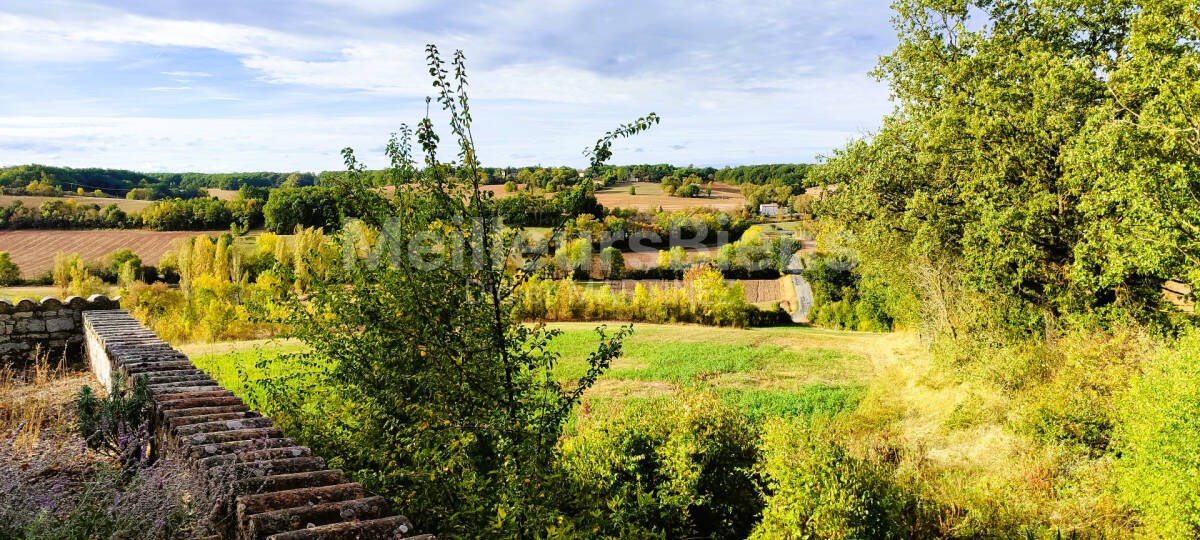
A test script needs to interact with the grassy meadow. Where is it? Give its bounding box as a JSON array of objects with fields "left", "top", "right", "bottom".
[
  {"left": 187, "top": 323, "right": 882, "bottom": 423},
  {"left": 186, "top": 320, "right": 1143, "bottom": 535}
]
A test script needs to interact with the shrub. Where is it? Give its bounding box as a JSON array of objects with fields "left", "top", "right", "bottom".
[
  {"left": 2, "top": 461, "right": 210, "bottom": 539},
  {"left": 1114, "top": 331, "right": 1200, "bottom": 537},
  {"left": 103, "top": 249, "right": 142, "bottom": 281},
  {"left": 0, "top": 251, "right": 19, "bottom": 285},
  {"left": 556, "top": 393, "right": 763, "bottom": 539},
  {"left": 75, "top": 373, "right": 154, "bottom": 469},
  {"left": 751, "top": 420, "right": 934, "bottom": 539},
  {"left": 1019, "top": 329, "right": 1147, "bottom": 456},
  {"left": 52, "top": 252, "right": 107, "bottom": 298},
  {"left": 803, "top": 254, "right": 893, "bottom": 332},
  {"left": 255, "top": 47, "right": 648, "bottom": 536},
  {"left": 141, "top": 197, "right": 236, "bottom": 230}
]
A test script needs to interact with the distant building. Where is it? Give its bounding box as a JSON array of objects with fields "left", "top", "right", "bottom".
[{"left": 759, "top": 203, "right": 785, "bottom": 217}]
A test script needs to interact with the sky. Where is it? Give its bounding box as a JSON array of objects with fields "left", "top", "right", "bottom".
[{"left": 0, "top": 1, "right": 898, "bottom": 173}]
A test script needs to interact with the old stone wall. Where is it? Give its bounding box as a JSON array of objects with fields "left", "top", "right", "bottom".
[
  {"left": 0, "top": 295, "right": 122, "bottom": 364},
  {"left": 82, "top": 309, "right": 432, "bottom": 540}
]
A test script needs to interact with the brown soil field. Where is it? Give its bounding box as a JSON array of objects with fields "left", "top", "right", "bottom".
[
  {"left": 619, "top": 246, "right": 722, "bottom": 269},
  {"left": 0, "top": 194, "right": 153, "bottom": 213},
  {"left": 0, "top": 229, "right": 225, "bottom": 277}
]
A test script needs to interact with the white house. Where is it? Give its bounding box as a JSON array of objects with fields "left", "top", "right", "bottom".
[{"left": 759, "top": 203, "right": 785, "bottom": 217}]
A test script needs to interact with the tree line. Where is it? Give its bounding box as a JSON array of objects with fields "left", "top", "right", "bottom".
[{"left": 0, "top": 162, "right": 816, "bottom": 198}]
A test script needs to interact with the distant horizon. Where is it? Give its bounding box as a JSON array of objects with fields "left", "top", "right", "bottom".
[
  {"left": 1, "top": 1, "right": 895, "bottom": 172},
  {"left": 0, "top": 160, "right": 819, "bottom": 177}
]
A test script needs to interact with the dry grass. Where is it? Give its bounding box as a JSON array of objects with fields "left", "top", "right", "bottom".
[
  {"left": 618, "top": 246, "right": 722, "bottom": 269},
  {"left": 779, "top": 275, "right": 798, "bottom": 314},
  {"left": 0, "top": 229, "right": 226, "bottom": 277},
  {"left": 177, "top": 337, "right": 304, "bottom": 358},
  {"left": 0, "top": 348, "right": 92, "bottom": 454},
  {"left": 601, "top": 182, "right": 746, "bottom": 211},
  {"left": 0, "top": 194, "right": 154, "bottom": 213},
  {"left": 834, "top": 332, "right": 1140, "bottom": 536},
  {"left": 480, "top": 182, "right": 747, "bottom": 211},
  {"left": 203, "top": 188, "right": 240, "bottom": 201},
  {"left": 596, "top": 182, "right": 746, "bottom": 211}
]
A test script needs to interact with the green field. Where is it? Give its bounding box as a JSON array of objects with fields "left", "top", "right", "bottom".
[
  {"left": 188, "top": 323, "right": 885, "bottom": 421},
  {"left": 0, "top": 285, "right": 117, "bottom": 302}
]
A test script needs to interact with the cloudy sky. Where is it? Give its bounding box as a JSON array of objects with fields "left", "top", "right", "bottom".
[{"left": 0, "top": 1, "right": 898, "bottom": 173}]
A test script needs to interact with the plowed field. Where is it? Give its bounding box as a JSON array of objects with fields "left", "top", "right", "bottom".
[{"left": 0, "top": 229, "right": 224, "bottom": 277}]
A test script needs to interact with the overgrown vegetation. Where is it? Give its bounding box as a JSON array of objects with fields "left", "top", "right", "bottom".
[
  {"left": 1, "top": 353, "right": 209, "bottom": 538},
  {"left": 74, "top": 374, "right": 154, "bottom": 469},
  {"left": 803, "top": 0, "right": 1200, "bottom": 536}
]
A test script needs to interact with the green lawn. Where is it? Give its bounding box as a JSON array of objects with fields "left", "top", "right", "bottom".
[
  {"left": 189, "top": 322, "right": 881, "bottom": 421},
  {"left": 0, "top": 285, "right": 117, "bottom": 303}
]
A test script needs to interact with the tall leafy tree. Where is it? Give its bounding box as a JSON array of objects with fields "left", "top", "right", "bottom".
[
  {"left": 816, "top": 0, "right": 1196, "bottom": 335},
  {"left": 1068, "top": 0, "right": 1200, "bottom": 307}
]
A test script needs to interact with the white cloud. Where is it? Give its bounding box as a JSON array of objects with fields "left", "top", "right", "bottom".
[
  {"left": 0, "top": 1, "right": 897, "bottom": 170},
  {"left": 161, "top": 70, "right": 212, "bottom": 78},
  {"left": 65, "top": 13, "right": 323, "bottom": 55},
  {"left": 0, "top": 14, "right": 115, "bottom": 63},
  {"left": 302, "top": 0, "right": 435, "bottom": 16}
]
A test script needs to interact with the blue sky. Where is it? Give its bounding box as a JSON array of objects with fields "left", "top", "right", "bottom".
[{"left": 0, "top": 1, "right": 897, "bottom": 173}]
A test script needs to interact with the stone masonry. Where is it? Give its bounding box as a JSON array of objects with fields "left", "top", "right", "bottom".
[
  {"left": 82, "top": 309, "right": 433, "bottom": 540},
  {"left": 0, "top": 295, "right": 122, "bottom": 364}
]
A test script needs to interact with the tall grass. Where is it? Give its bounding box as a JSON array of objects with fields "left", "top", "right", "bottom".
[{"left": 1, "top": 346, "right": 71, "bottom": 453}]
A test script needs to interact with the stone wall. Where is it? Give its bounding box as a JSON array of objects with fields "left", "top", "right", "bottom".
[
  {"left": 0, "top": 295, "right": 122, "bottom": 364},
  {"left": 82, "top": 309, "right": 432, "bottom": 540}
]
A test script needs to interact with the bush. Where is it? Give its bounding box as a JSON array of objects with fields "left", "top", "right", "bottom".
[
  {"left": 1019, "top": 329, "right": 1147, "bottom": 456},
  {"left": 51, "top": 252, "right": 107, "bottom": 298},
  {"left": 556, "top": 393, "right": 763, "bottom": 539},
  {"left": 75, "top": 374, "right": 154, "bottom": 469},
  {"left": 803, "top": 254, "right": 893, "bottom": 331},
  {"left": 141, "top": 197, "right": 236, "bottom": 230},
  {"left": 103, "top": 249, "right": 142, "bottom": 281},
  {"left": 0, "top": 251, "right": 19, "bottom": 285},
  {"left": 1115, "top": 331, "right": 1200, "bottom": 537},
  {"left": 751, "top": 420, "right": 934, "bottom": 539},
  {"left": 513, "top": 272, "right": 758, "bottom": 328}
]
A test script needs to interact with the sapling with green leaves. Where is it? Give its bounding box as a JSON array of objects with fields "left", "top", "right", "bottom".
[{"left": 258, "top": 45, "right": 656, "bottom": 535}]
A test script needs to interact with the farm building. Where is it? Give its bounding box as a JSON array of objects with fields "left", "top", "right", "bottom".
[{"left": 758, "top": 203, "right": 786, "bottom": 217}]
